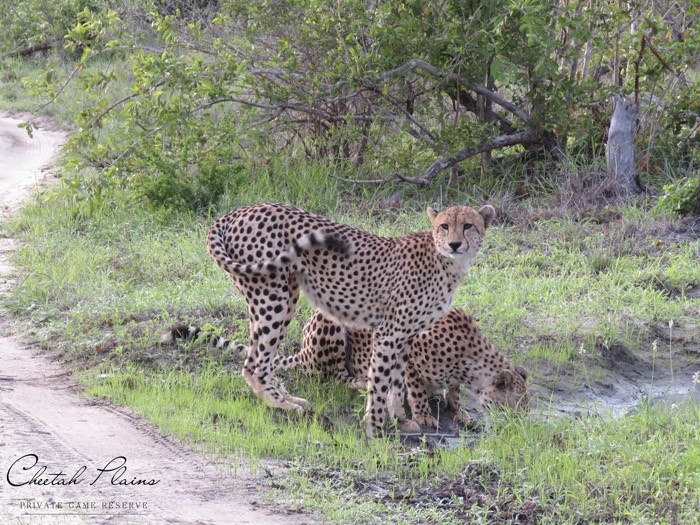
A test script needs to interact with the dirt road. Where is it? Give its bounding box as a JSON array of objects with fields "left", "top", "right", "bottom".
[{"left": 0, "top": 114, "right": 311, "bottom": 524}]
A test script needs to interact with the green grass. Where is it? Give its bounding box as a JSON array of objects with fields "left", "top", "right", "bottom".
[
  {"left": 4, "top": 164, "right": 700, "bottom": 523},
  {"left": 0, "top": 58, "right": 41, "bottom": 113},
  {"left": 81, "top": 363, "right": 700, "bottom": 524},
  {"left": 78, "top": 356, "right": 700, "bottom": 524}
]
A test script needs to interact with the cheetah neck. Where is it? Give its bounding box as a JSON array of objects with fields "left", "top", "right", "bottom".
[
  {"left": 452, "top": 336, "right": 509, "bottom": 386},
  {"left": 469, "top": 369, "right": 498, "bottom": 391},
  {"left": 439, "top": 253, "right": 474, "bottom": 282}
]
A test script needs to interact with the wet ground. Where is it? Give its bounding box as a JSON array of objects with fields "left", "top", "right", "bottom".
[{"left": 399, "top": 320, "right": 700, "bottom": 449}]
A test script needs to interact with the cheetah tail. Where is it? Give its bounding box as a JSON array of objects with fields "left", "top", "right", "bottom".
[
  {"left": 159, "top": 323, "right": 245, "bottom": 352},
  {"left": 207, "top": 227, "right": 349, "bottom": 276},
  {"left": 273, "top": 353, "right": 304, "bottom": 371},
  {"left": 160, "top": 322, "right": 200, "bottom": 345}
]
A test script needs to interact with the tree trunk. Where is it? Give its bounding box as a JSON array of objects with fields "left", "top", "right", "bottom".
[{"left": 605, "top": 93, "right": 640, "bottom": 195}]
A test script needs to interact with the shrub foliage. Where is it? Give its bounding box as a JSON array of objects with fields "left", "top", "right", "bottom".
[{"left": 15, "top": 0, "right": 700, "bottom": 209}]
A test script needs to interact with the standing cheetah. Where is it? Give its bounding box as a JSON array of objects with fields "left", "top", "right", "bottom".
[
  {"left": 277, "top": 309, "right": 529, "bottom": 428},
  {"left": 207, "top": 202, "right": 495, "bottom": 436}
]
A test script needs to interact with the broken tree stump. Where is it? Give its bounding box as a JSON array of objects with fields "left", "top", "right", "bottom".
[{"left": 605, "top": 93, "right": 640, "bottom": 195}]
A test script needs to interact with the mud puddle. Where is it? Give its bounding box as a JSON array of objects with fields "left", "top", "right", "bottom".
[
  {"left": 541, "top": 330, "right": 699, "bottom": 419},
  {"left": 401, "top": 329, "right": 699, "bottom": 450}
]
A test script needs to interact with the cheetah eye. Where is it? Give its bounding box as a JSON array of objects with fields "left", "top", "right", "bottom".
[
  {"left": 440, "top": 223, "right": 449, "bottom": 232},
  {"left": 463, "top": 224, "right": 473, "bottom": 232}
]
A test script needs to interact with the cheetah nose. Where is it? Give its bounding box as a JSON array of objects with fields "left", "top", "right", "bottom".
[{"left": 448, "top": 241, "right": 462, "bottom": 252}]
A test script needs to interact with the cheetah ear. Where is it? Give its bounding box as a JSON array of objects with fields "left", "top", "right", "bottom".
[
  {"left": 426, "top": 207, "right": 438, "bottom": 222},
  {"left": 515, "top": 365, "right": 528, "bottom": 382},
  {"left": 478, "top": 205, "right": 496, "bottom": 229},
  {"left": 495, "top": 369, "right": 514, "bottom": 390}
]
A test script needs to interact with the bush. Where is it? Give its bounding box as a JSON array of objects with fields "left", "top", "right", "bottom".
[
  {"left": 658, "top": 176, "right": 700, "bottom": 217},
  {"left": 18, "top": 0, "right": 700, "bottom": 211},
  {"left": 0, "top": 0, "right": 100, "bottom": 56}
]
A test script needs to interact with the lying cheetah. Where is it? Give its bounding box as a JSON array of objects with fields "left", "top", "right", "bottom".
[
  {"left": 207, "top": 202, "right": 494, "bottom": 436},
  {"left": 276, "top": 309, "right": 529, "bottom": 428}
]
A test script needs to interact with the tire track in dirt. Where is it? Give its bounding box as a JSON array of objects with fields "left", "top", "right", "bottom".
[{"left": 0, "top": 114, "right": 311, "bottom": 524}]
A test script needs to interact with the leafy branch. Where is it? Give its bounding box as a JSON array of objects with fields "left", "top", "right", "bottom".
[{"left": 377, "top": 59, "right": 533, "bottom": 125}]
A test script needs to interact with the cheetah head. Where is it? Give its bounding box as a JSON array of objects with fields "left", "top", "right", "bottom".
[
  {"left": 477, "top": 365, "right": 530, "bottom": 412},
  {"left": 427, "top": 205, "right": 495, "bottom": 267}
]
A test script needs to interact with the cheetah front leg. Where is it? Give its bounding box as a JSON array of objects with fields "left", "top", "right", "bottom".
[
  {"left": 445, "top": 385, "right": 472, "bottom": 426},
  {"left": 406, "top": 364, "right": 439, "bottom": 429},
  {"left": 364, "top": 334, "right": 395, "bottom": 437},
  {"left": 365, "top": 334, "right": 418, "bottom": 436},
  {"left": 386, "top": 348, "right": 407, "bottom": 420}
]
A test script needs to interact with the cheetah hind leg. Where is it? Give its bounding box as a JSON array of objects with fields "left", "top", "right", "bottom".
[
  {"left": 245, "top": 276, "right": 309, "bottom": 411},
  {"left": 242, "top": 340, "right": 307, "bottom": 412},
  {"left": 241, "top": 362, "right": 304, "bottom": 412}
]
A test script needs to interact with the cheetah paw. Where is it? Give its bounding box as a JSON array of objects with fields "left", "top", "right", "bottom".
[
  {"left": 387, "top": 395, "right": 407, "bottom": 420},
  {"left": 274, "top": 382, "right": 309, "bottom": 408},
  {"left": 412, "top": 414, "right": 439, "bottom": 429},
  {"left": 258, "top": 388, "right": 306, "bottom": 412},
  {"left": 398, "top": 419, "right": 421, "bottom": 433},
  {"left": 452, "top": 409, "right": 472, "bottom": 426},
  {"left": 286, "top": 395, "right": 309, "bottom": 408}
]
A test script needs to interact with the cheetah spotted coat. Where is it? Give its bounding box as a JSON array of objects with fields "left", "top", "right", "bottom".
[
  {"left": 207, "top": 202, "right": 495, "bottom": 436},
  {"left": 277, "top": 309, "right": 530, "bottom": 428}
]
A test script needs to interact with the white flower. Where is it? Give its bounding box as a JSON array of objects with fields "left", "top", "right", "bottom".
[{"left": 693, "top": 371, "right": 700, "bottom": 385}]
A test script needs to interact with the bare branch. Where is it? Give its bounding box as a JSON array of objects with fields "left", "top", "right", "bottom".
[
  {"left": 35, "top": 63, "right": 81, "bottom": 112},
  {"left": 188, "top": 95, "right": 390, "bottom": 125},
  {"left": 644, "top": 34, "right": 676, "bottom": 75},
  {"left": 376, "top": 59, "right": 532, "bottom": 124},
  {"left": 96, "top": 125, "right": 163, "bottom": 177},
  {"left": 406, "top": 129, "right": 539, "bottom": 186},
  {"left": 330, "top": 129, "right": 540, "bottom": 187},
  {"left": 244, "top": 110, "right": 284, "bottom": 130},
  {"left": 3, "top": 40, "right": 56, "bottom": 58},
  {"left": 450, "top": 88, "right": 515, "bottom": 135},
  {"left": 90, "top": 80, "right": 167, "bottom": 131},
  {"left": 362, "top": 84, "right": 437, "bottom": 148},
  {"left": 329, "top": 173, "right": 393, "bottom": 184},
  {"left": 186, "top": 96, "right": 333, "bottom": 122}
]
